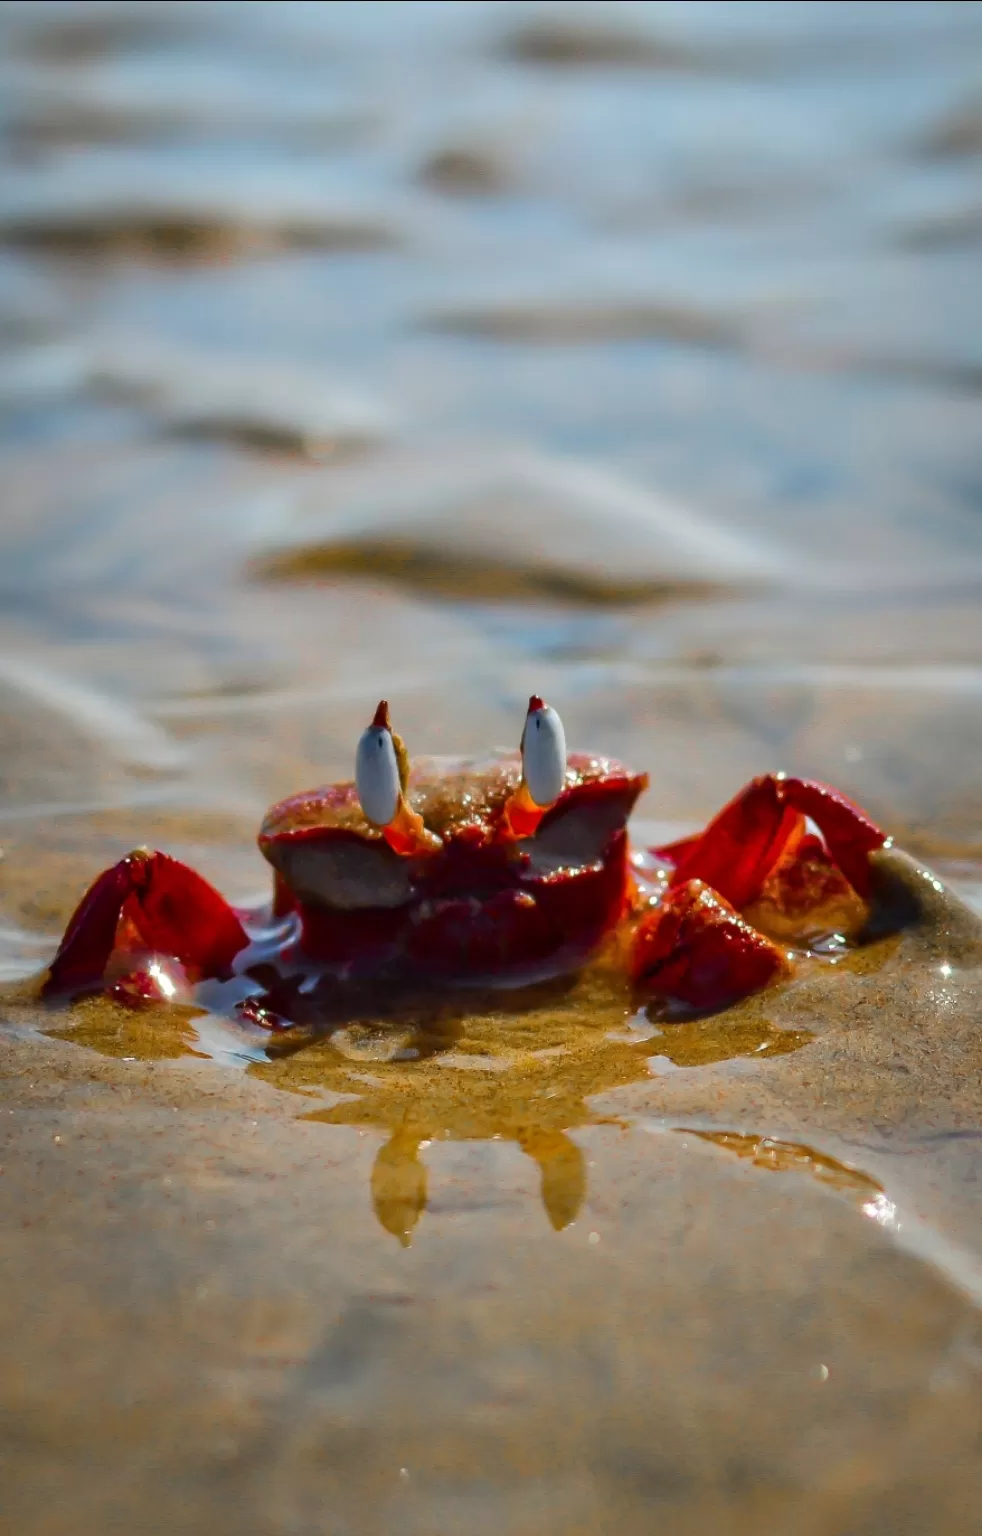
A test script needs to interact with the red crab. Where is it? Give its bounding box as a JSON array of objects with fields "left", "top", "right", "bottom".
[{"left": 42, "top": 697, "right": 887, "bottom": 1018}]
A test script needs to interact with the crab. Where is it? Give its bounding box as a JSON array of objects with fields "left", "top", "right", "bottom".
[{"left": 42, "top": 696, "right": 888, "bottom": 1020}]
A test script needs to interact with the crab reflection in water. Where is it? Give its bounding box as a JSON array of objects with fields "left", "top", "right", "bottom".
[
  {"left": 253, "top": 976, "right": 813, "bottom": 1244},
  {"left": 43, "top": 956, "right": 807, "bottom": 1242}
]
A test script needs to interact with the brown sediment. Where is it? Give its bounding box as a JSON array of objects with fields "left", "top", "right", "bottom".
[
  {"left": 417, "top": 146, "right": 510, "bottom": 197},
  {"left": 499, "top": 16, "right": 713, "bottom": 72},
  {"left": 0, "top": 210, "right": 401, "bottom": 260},
  {"left": 255, "top": 538, "right": 729, "bottom": 606},
  {"left": 918, "top": 94, "right": 982, "bottom": 160},
  {"left": 424, "top": 300, "right": 744, "bottom": 348}
]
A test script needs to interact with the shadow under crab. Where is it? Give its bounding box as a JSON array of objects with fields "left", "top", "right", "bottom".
[{"left": 36, "top": 943, "right": 813, "bottom": 1240}]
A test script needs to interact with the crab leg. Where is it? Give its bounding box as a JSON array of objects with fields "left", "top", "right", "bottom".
[
  {"left": 658, "top": 774, "right": 885, "bottom": 906},
  {"left": 43, "top": 849, "right": 249, "bottom": 997}
]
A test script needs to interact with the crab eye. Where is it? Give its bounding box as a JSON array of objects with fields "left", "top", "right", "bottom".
[
  {"left": 522, "top": 696, "right": 567, "bottom": 808},
  {"left": 355, "top": 700, "right": 401, "bottom": 827}
]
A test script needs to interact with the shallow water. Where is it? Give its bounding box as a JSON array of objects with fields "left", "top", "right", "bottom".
[{"left": 3, "top": 2, "right": 982, "bottom": 1531}]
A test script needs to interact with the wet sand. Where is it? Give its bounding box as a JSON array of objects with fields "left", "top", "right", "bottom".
[
  {"left": 5, "top": 851, "right": 982, "bottom": 1533},
  {"left": 3, "top": 2, "right": 982, "bottom": 1531}
]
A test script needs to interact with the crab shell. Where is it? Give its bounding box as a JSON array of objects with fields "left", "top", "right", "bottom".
[{"left": 259, "top": 752, "right": 648, "bottom": 977}]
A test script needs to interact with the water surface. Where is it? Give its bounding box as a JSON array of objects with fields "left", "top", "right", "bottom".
[{"left": 3, "top": 3, "right": 982, "bottom": 1531}]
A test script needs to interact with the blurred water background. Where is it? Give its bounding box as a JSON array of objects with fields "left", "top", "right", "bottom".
[{"left": 1, "top": 0, "right": 981, "bottom": 855}]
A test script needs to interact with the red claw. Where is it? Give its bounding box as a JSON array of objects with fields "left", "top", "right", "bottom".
[
  {"left": 43, "top": 849, "right": 249, "bottom": 998},
  {"left": 632, "top": 880, "right": 789, "bottom": 1011},
  {"left": 638, "top": 774, "right": 887, "bottom": 1007},
  {"left": 659, "top": 774, "right": 885, "bottom": 906}
]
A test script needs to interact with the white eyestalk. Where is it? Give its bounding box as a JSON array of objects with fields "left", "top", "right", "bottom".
[
  {"left": 354, "top": 700, "right": 440, "bottom": 855},
  {"left": 521, "top": 695, "right": 567, "bottom": 808},
  {"left": 502, "top": 694, "right": 567, "bottom": 838},
  {"left": 355, "top": 700, "right": 401, "bottom": 827}
]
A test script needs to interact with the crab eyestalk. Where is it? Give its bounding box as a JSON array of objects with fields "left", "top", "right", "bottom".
[
  {"left": 501, "top": 695, "right": 568, "bottom": 839},
  {"left": 355, "top": 700, "right": 441, "bottom": 856}
]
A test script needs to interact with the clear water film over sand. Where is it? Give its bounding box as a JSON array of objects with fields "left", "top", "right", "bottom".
[{"left": 2, "top": 3, "right": 982, "bottom": 1531}]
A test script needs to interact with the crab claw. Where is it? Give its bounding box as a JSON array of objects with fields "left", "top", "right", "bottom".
[
  {"left": 632, "top": 880, "right": 789, "bottom": 1011},
  {"left": 355, "top": 700, "right": 440, "bottom": 856},
  {"left": 659, "top": 774, "right": 886, "bottom": 908},
  {"left": 501, "top": 695, "right": 568, "bottom": 839},
  {"left": 43, "top": 849, "right": 249, "bottom": 998}
]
